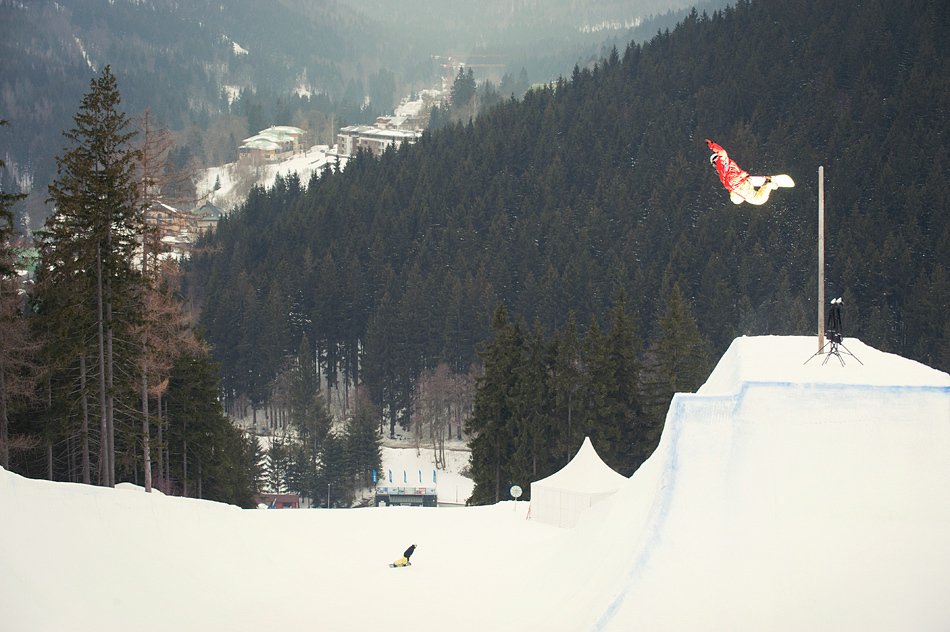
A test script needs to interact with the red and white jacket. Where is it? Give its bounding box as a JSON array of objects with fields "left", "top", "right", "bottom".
[{"left": 706, "top": 139, "right": 749, "bottom": 192}]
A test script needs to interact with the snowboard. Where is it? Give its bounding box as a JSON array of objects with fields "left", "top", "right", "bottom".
[
  {"left": 749, "top": 174, "right": 795, "bottom": 188},
  {"left": 389, "top": 562, "right": 411, "bottom": 568},
  {"left": 730, "top": 174, "right": 795, "bottom": 204},
  {"left": 769, "top": 174, "right": 795, "bottom": 187}
]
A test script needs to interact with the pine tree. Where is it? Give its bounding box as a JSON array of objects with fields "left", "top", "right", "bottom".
[
  {"left": 266, "top": 436, "right": 291, "bottom": 494},
  {"left": 549, "top": 311, "right": 582, "bottom": 466},
  {"left": 164, "top": 348, "right": 259, "bottom": 505},
  {"left": 279, "top": 333, "right": 332, "bottom": 499},
  {"left": 0, "top": 120, "right": 34, "bottom": 469},
  {"left": 579, "top": 319, "right": 618, "bottom": 465},
  {"left": 290, "top": 333, "right": 331, "bottom": 451},
  {"left": 641, "top": 282, "right": 713, "bottom": 467},
  {"left": 451, "top": 67, "right": 477, "bottom": 113},
  {"left": 509, "top": 319, "right": 551, "bottom": 486},
  {"left": 0, "top": 119, "right": 24, "bottom": 275},
  {"left": 655, "top": 282, "right": 712, "bottom": 395},
  {"left": 318, "top": 432, "right": 348, "bottom": 507},
  {"left": 40, "top": 66, "right": 143, "bottom": 487},
  {"left": 345, "top": 387, "right": 382, "bottom": 492},
  {"left": 467, "top": 304, "right": 521, "bottom": 504},
  {"left": 605, "top": 292, "right": 644, "bottom": 475}
]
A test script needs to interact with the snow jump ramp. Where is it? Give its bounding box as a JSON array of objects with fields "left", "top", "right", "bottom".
[{"left": 542, "top": 336, "right": 950, "bottom": 631}]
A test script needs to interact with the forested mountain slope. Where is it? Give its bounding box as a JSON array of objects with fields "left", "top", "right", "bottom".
[
  {"left": 0, "top": 0, "right": 377, "bottom": 224},
  {"left": 1, "top": 0, "right": 702, "bottom": 229},
  {"left": 188, "top": 0, "right": 950, "bottom": 427}
]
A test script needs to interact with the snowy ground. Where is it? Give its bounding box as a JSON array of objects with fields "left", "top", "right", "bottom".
[
  {"left": 248, "top": 432, "right": 474, "bottom": 507},
  {"left": 3, "top": 335, "right": 949, "bottom": 631}
]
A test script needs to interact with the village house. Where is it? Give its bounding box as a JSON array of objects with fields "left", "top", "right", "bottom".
[
  {"left": 145, "top": 200, "right": 225, "bottom": 260},
  {"left": 335, "top": 92, "right": 436, "bottom": 158},
  {"left": 194, "top": 200, "right": 224, "bottom": 234},
  {"left": 336, "top": 124, "right": 422, "bottom": 158},
  {"left": 146, "top": 202, "right": 194, "bottom": 237},
  {"left": 238, "top": 125, "right": 308, "bottom": 163},
  {"left": 145, "top": 202, "right": 196, "bottom": 260}
]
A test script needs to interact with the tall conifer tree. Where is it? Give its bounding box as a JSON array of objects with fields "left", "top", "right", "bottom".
[
  {"left": 40, "top": 66, "right": 142, "bottom": 487},
  {"left": 509, "top": 319, "right": 551, "bottom": 486},
  {"left": 0, "top": 120, "right": 33, "bottom": 470},
  {"left": 605, "top": 292, "right": 643, "bottom": 475},
  {"left": 467, "top": 304, "right": 521, "bottom": 504},
  {"left": 549, "top": 311, "right": 582, "bottom": 466}
]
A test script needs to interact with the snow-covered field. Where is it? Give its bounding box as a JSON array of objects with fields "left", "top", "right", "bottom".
[{"left": 3, "top": 336, "right": 949, "bottom": 631}]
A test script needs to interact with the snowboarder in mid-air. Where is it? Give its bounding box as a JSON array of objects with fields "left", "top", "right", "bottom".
[
  {"left": 706, "top": 139, "right": 794, "bottom": 205},
  {"left": 390, "top": 544, "right": 416, "bottom": 568}
]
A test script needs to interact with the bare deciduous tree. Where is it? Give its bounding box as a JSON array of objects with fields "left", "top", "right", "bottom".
[{"left": 411, "top": 363, "right": 475, "bottom": 469}]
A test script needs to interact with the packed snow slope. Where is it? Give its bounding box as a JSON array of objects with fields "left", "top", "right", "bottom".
[
  {"left": 2, "top": 336, "right": 949, "bottom": 631},
  {"left": 535, "top": 336, "right": 950, "bottom": 631}
]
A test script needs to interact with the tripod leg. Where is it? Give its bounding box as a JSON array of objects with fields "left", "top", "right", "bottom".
[
  {"left": 804, "top": 341, "right": 834, "bottom": 365},
  {"left": 837, "top": 342, "right": 864, "bottom": 365}
]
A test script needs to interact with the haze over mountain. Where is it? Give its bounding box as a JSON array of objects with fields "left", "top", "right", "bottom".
[{"left": 0, "top": 0, "right": 704, "bottom": 227}]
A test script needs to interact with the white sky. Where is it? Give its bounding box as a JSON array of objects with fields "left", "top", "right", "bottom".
[{"left": 3, "top": 335, "right": 949, "bottom": 631}]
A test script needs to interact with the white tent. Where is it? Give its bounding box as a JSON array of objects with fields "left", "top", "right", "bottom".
[{"left": 529, "top": 437, "right": 628, "bottom": 528}]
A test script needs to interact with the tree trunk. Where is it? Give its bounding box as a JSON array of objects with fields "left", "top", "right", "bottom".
[
  {"left": 141, "top": 361, "right": 152, "bottom": 492},
  {"left": 96, "top": 245, "right": 111, "bottom": 487},
  {"left": 0, "top": 364, "right": 8, "bottom": 469},
  {"left": 163, "top": 396, "right": 170, "bottom": 491},
  {"left": 156, "top": 386, "right": 164, "bottom": 492},
  {"left": 494, "top": 441, "right": 501, "bottom": 503},
  {"left": 67, "top": 435, "right": 75, "bottom": 482},
  {"left": 80, "top": 354, "right": 91, "bottom": 484},
  {"left": 140, "top": 218, "right": 152, "bottom": 492},
  {"left": 182, "top": 415, "right": 188, "bottom": 497},
  {"left": 106, "top": 289, "right": 115, "bottom": 487}
]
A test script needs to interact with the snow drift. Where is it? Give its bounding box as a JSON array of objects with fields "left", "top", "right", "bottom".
[{"left": 2, "top": 336, "right": 948, "bottom": 631}]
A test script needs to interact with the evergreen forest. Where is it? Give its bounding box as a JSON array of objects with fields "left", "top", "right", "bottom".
[{"left": 188, "top": 0, "right": 950, "bottom": 500}]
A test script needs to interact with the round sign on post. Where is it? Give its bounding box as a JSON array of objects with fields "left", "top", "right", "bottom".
[{"left": 510, "top": 485, "right": 522, "bottom": 500}]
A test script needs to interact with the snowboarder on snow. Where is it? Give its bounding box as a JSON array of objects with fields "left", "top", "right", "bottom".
[
  {"left": 706, "top": 139, "right": 794, "bottom": 205},
  {"left": 393, "top": 544, "right": 416, "bottom": 567}
]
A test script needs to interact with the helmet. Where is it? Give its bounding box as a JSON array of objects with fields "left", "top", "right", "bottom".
[{"left": 709, "top": 154, "right": 717, "bottom": 166}]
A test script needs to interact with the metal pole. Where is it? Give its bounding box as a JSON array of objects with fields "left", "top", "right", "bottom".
[{"left": 818, "top": 166, "right": 825, "bottom": 351}]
